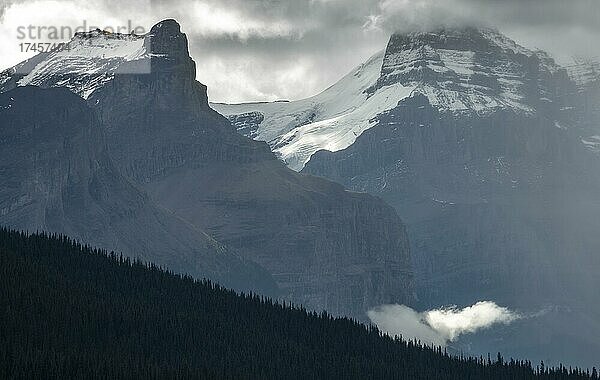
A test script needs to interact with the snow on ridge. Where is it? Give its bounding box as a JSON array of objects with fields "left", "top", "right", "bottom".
[
  {"left": 218, "top": 29, "right": 569, "bottom": 171},
  {"left": 213, "top": 49, "right": 405, "bottom": 170},
  {"left": 479, "top": 28, "right": 533, "bottom": 56},
  {"left": 275, "top": 82, "right": 416, "bottom": 171},
  {"left": 214, "top": 50, "right": 387, "bottom": 142},
  {"left": 65, "top": 30, "right": 146, "bottom": 61},
  {"left": 12, "top": 30, "right": 149, "bottom": 99}
]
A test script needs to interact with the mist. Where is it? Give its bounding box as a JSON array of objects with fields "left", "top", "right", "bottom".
[{"left": 368, "top": 301, "right": 521, "bottom": 347}]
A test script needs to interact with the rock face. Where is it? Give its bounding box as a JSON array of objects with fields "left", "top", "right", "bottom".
[
  {"left": 566, "top": 58, "right": 600, "bottom": 152},
  {"left": 305, "top": 93, "right": 598, "bottom": 305},
  {"left": 0, "top": 86, "right": 276, "bottom": 294},
  {"left": 0, "top": 19, "right": 414, "bottom": 319}
]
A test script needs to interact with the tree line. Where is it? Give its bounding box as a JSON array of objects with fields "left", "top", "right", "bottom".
[{"left": 0, "top": 227, "right": 597, "bottom": 379}]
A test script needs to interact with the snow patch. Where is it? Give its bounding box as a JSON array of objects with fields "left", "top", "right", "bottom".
[
  {"left": 566, "top": 57, "right": 600, "bottom": 88},
  {"left": 275, "top": 82, "right": 416, "bottom": 170}
]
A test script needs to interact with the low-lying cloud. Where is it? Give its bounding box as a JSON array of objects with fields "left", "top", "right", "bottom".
[{"left": 368, "top": 301, "right": 520, "bottom": 347}]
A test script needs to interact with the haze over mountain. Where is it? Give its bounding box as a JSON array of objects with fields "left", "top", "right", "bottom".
[
  {"left": 0, "top": 85, "right": 277, "bottom": 294},
  {"left": 0, "top": 20, "right": 413, "bottom": 319},
  {"left": 215, "top": 27, "right": 600, "bottom": 367}
]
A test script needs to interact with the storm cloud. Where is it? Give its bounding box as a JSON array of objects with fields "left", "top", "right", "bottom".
[{"left": 1, "top": 0, "right": 598, "bottom": 102}]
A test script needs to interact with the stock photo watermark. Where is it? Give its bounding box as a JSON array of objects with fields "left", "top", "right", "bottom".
[
  {"left": 15, "top": 20, "right": 147, "bottom": 53},
  {"left": 5, "top": 15, "right": 154, "bottom": 75}
]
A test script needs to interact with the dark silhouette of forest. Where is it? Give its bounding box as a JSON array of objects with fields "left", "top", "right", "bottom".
[{"left": 0, "top": 227, "right": 597, "bottom": 379}]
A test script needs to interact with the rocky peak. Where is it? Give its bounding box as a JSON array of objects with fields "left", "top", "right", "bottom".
[
  {"left": 87, "top": 18, "right": 212, "bottom": 125},
  {"left": 368, "top": 27, "right": 570, "bottom": 116},
  {"left": 146, "top": 19, "right": 195, "bottom": 72},
  {"left": 76, "top": 21, "right": 415, "bottom": 319},
  {"left": 150, "top": 18, "right": 182, "bottom": 34},
  {"left": 385, "top": 27, "right": 530, "bottom": 56}
]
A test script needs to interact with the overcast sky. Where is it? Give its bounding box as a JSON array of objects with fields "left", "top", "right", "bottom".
[{"left": 1, "top": 0, "right": 599, "bottom": 103}]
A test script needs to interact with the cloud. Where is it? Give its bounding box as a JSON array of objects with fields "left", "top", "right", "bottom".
[
  {"left": 1, "top": 0, "right": 599, "bottom": 102},
  {"left": 368, "top": 301, "right": 521, "bottom": 347},
  {"left": 364, "top": 0, "right": 600, "bottom": 65},
  {"left": 365, "top": 0, "right": 478, "bottom": 33}
]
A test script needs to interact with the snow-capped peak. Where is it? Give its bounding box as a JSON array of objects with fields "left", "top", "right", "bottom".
[
  {"left": 8, "top": 30, "right": 148, "bottom": 99},
  {"left": 0, "top": 20, "right": 190, "bottom": 100},
  {"left": 370, "top": 27, "right": 565, "bottom": 115}
]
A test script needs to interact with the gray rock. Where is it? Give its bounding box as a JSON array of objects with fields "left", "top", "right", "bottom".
[{"left": 0, "top": 86, "right": 277, "bottom": 295}]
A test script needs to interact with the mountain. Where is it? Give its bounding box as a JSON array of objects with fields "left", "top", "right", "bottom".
[
  {"left": 1, "top": 227, "right": 595, "bottom": 380},
  {"left": 215, "top": 28, "right": 600, "bottom": 366},
  {"left": 212, "top": 28, "right": 575, "bottom": 171},
  {"left": 0, "top": 20, "right": 414, "bottom": 319},
  {"left": 0, "top": 85, "right": 275, "bottom": 294}
]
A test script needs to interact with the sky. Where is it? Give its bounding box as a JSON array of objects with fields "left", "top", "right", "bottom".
[{"left": 1, "top": 0, "right": 599, "bottom": 103}]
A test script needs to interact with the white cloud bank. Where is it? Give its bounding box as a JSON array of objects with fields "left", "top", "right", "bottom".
[{"left": 368, "top": 301, "right": 520, "bottom": 347}]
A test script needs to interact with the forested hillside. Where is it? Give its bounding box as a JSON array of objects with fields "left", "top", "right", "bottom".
[{"left": 0, "top": 227, "right": 596, "bottom": 379}]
